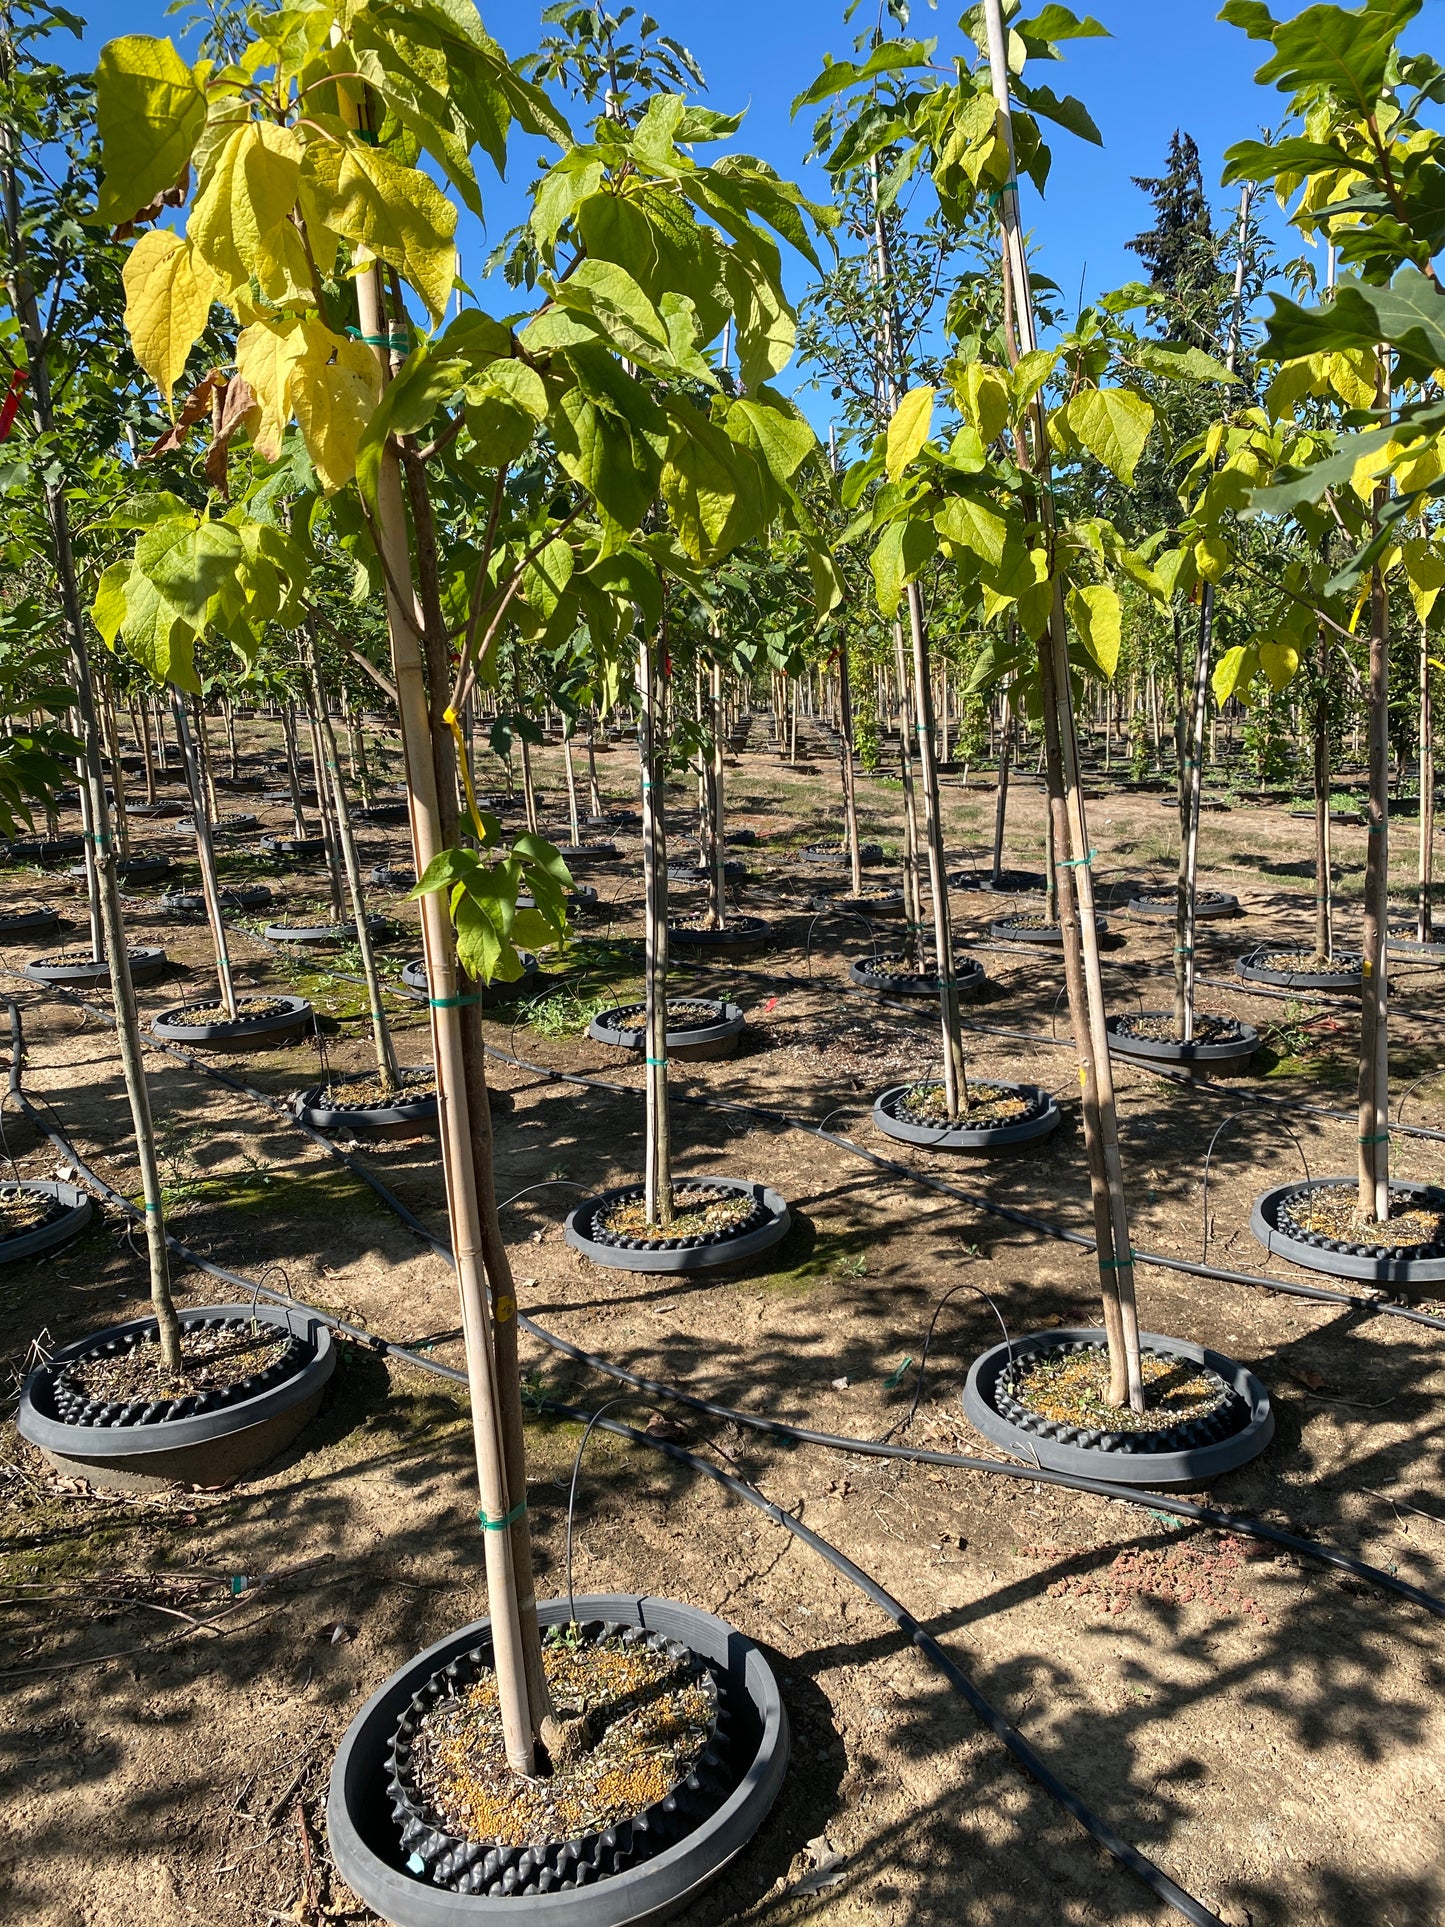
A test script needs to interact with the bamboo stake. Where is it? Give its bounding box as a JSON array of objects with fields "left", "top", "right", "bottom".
[
  {"left": 1418, "top": 616, "right": 1433, "bottom": 944},
  {"left": 1358, "top": 351, "right": 1392, "bottom": 1222},
  {"left": 562, "top": 728, "right": 581, "bottom": 846},
  {"left": 281, "top": 707, "right": 310, "bottom": 839},
  {"left": 99, "top": 681, "right": 130, "bottom": 862},
  {"left": 709, "top": 657, "right": 728, "bottom": 926},
  {"left": 992, "top": 677, "right": 1014, "bottom": 888},
  {"left": 306, "top": 700, "right": 347, "bottom": 922},
  {"left": 983, "top": 0, "right": 1143, "bottom": 1410},
  {"left": 637, "top": 626, "right": 674, "bottom": 1225}
]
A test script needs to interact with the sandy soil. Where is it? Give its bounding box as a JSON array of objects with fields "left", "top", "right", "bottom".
[{"left": 0, "top": 715, "right": 1442, "bottom": 1927}]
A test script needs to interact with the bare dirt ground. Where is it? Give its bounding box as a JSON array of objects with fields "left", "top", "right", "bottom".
[{"left": 1, "top": 717, "right": 1443, "bottom": 1927}]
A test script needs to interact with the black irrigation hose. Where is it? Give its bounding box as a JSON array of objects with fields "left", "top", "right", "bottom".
[{"left": 547, "top": 1401, "right": 1226, "bottom": 1927}]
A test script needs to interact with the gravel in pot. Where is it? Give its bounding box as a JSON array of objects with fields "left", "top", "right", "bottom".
[
  {"left": 329, "top": 1594, "right": 787, "bottom": 1927},
  {"left": 17, "top": 1302, "right": 336, "bottom": 1493},
  {"left": 963, "top": 1327, "right": 1273, "bottom": 1487},
  {"left": 1235, "top": 947, "right": 1365, "bottom": 991},
  {"left": 566, "top": 1176, "right": 789, "bottom": 1274},
  {"left": 667, "top": 916, "right": 771, "bottom": 953},
  {"left": 151, "top": 993, "right": 313, "bottom": 1050},
  {"left": 295, "top": 1067, "right": 439, "bottom": 1134},
  {"left": 848, "top": 951, "right": 986, "bottom": 999},
  {"left": 1252, "top": 1177, "right": 1445, "bottom": 1284},
  {"left": 988, "top": 911, "right": 1108, "bottom": 945},
  {"left": 69, "top": 852, "right": 173, "bottom": 887},
  {"left": 587, "top": 999, "right": 744, "bottom": 1062},
  {"left": 161, "top": 883, "right": 274, "bottom": 916},
  {"left": 23, "top": 944, "right": 168, "bottom": 988},
  {"left": 1104, "top": 1009, "right": 1259, "bottom": 1066},
  {"left": 1126, "top": 889, "right": 1239, "bottom": 920},
  {"left": 0, "top": 1180, "right": 93, "bottom": 1262},
  {"left": 357, "top": 800, "right": 411, "bottom": 825},
  {"left": 873, "top": 1078, "right": 1061, "bottom": 1150}
]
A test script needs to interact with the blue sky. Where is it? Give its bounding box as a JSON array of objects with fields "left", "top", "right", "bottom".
[{"left": 70, "top": 0, "right": 1445, "bottom": 428}]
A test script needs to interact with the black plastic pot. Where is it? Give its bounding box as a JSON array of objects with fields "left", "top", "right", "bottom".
[
  {"left": 329, "top": 1593, "right": 787, "bottom": 1927},
  {"left": 357, "top": 800, "right": 410, "bottom": 826},
  {"left": 1126, "top": 890, "right": 1239, "bottom": 920},
  {"left": 70, "top": 853, "right": 173, "bottom": 887},
  {"left": 24, "top": 946, "right": 168, "bottom": 989},
  {"left": 848, "top": 952, "right": 986, "bottom": 1000},
  {"left": 873, "top": 1081, "right": 1060, "bottom": 1150},
  {"left": 800, "top": 842, "right": 883, "bottom": 865},
  {"left": 1251, "top": 1178, "right": 1445, "bottom": 1285},
  {"left": 370, "top": 864, "right": 417, "bottom": 889},
  {"left": 1234, "top": 947, "right": 1365, "bottom": 991},
  {"left": 152, "top": 993, "right": 313, "bottom": 1051},
  {"left": 264, "top": 914, "right": 388, "bottom": 946},
  {"left": 294, "top": 1073, "right": 439, "bottom": 1135},
  {"left": 7, "top": 835, "right": 84, "bottom": 865},
  {"left": 0, "top": 1180, "right": 93, "bottom": 1263},
  {"left": 725, "top": 829, "right": 757, "bottom": 847},
  {"left": 588, "top": 1000, "right": 745, "bottom": 1063},
  {"left": 178, "top": 812, "right": 259, "bottom": 836},
  {"left": 260, "top": 834, "right": 328, "bottom": 861},
  {"left": 124, "top": 800, "right": 184, "bottom": 820},
  {"left": 565, "top": 1177, "right": 790, "bottom": 1274},
  {"left": 667, "top": 860, "right": 748, "bottom": 885},
  {"left": 987, "top": 913, "right": 1108, "bottom": 946},
  {"left": 948, "top": 868, "right": 1046, "bottom": 896},
  {"left": 161, "top": 884, "right": 274, "bottom": 916},
  {"left": 556, "top": 841, "right": 621, "bottom": 868},
  {"left": 401, "top": 954, "right": 538, "bottom": 1005},
  {"left": 0, "top": 904, "right": 59, "bottom": 939},
  {"left": 17, "top": 1302, "right": 336, "bottom": 1495},
  {"left": 668, "top": 917, "right": 771, "bottom": 953},
  {"left": 811, "top": 889, "right": 905, "bottom": 919},
  {"left": 963, "top": 1327, "right": 1274, "bottom": 1488},
  {"left": 1158, "top": 796, "right": 1231, "bottom": 813},
  {"left": 1104, "top": 1011, "right": 1259, "bottom": 1067}
]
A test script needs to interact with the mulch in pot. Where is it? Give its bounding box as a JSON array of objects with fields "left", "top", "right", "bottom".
[
  {"left": 895, "top": 1081, "right": 1034, "bottom": 1128},
  {"left": 1, "top": 1190, "right": 69, "bottom": 1237},
  {"left": 166, "top": 996, "right": 296, "bottom": 1027},
  {"left": 1111, "top": 1011, "right": 1249, "bottom": 1046},
  {"left": 1010, "top": 1345, "right": 1230, "bottom": 1435},
  {"left": 57, "top": 1322, "right": 293, "bottom": 1408},
  {"left": 1279, "top": 1182, "right": 1445, "bottom": 1256},
  {"left": 312, "top": 1070, "right": 437, "bottom": 1112},
  {"left": 597, "top": 1185, "right": 758, "bottom": 1245},
  {"left": 403, "top": 1629, "right": 715, "bottom": 1853}
]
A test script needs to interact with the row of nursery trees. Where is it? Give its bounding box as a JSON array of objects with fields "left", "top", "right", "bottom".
[{"left": 3, "top": 0, "right": 1445, "bottom": 1770}]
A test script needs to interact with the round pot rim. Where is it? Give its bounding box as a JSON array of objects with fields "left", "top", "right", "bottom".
[
  {"left": 963, "top": 1326, "right": 1273, "bottom": 1486},
  {"left": 1235, "top": 947, "right": 1365, "bottom": 990},
  {"left": 17, "top": 1301, "right": 336, "bottom": 1458},
  {"left": 263, "top": 918, "right": 387, "bottom": 944},
  {"left": 0, "top": 1179, "right": 93, "bottom": 1263},
  {"left": 873, "top": 1082, "right": 1061, "bottom": 1150},
  {"left": 587, "top": 1001, "right": 745, "bottom": 1052},
  {"left": 23, "top": 945, "right": 167, "bottom": 984},
  {"left": 1104, "top": 1011, "right": 1259, "bottom": 1063},
  {"left": 327, "top": 1592, "right": 788, "bottom": 1927},
  {"left": 152, "top": 993, "right": 313, "bottom": 1043},
  {"left": 401, "top": 956, "right": 537, "bottom": 997},
  {"left": 0, "top": 905, "right": 60, "bottom": 933},
  {"left": 848, "top": 953, "right": 985, "bottom": 998},
  {"left": 565, "top": 1176, "right": 790, "bottom": 1274},
  {"left": 1251, "top": 1177, "right": 1445, "bottom": 1283},
  {"left": 1126, "top": 891, "right": 1239, "bottom": 919},
  {"left": 295, "top": 1079, "right": 440, "bottom": 1130},
  {"left": 667, "top": 917, "right": 771, "bottom": 947},
  {"left": 947, "top": 869, "right": 1046, "bottom": 896}
]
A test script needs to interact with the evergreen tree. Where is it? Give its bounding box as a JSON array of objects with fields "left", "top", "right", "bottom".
[{"left": 1127, "top": 132, "right": 1218, "bottom": 306}]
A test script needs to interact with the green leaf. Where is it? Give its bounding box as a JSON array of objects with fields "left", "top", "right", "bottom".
[
  {"left": 1066, "top": 583, "right": 1121, "bottom": 678},
  {"left": 91, "top": 561, "right": 131, "bottom": 646},
  {"left": 1261, "top": 268, "right": 1445, "bottom": 385},
  {"left": 885, "top": 385, "right": 935, "bottom": 481},
  {"left": 661, "top": 402, "right": 766, "bottom": 563},
  {"left": 302, "top": 137, "right": 458, "bottom": 321},
  {"left": 1246, "top": 0, "right": 1421, "bottom": 111},
  {"left": 1058, "top": 386, "right": 1155, "bottom": 484},
  {"left": 1134, "top": 341, "right": 1239, "bottom": 385},
  {"left": 790, "top": 40, "right": 935, "bottom": 114},
  {"left": 869, "top": 516, "right": 936, "bottom": 619},
  {"left": 1212, "top": 641, "right": 1260, "bottom": 705},
  {"left": 935, "top": 495, "right": 1009, "bottom": 570},
  {"left": 1014, "top": 80, "right": 1101, "bottom": 145},
  {"left": 95, "top": 35, "right": 206, "bottom": 226},
  {"left": 723, "top": 394, "right": 815, "bottom": 485},
  {"left": 553, "top": 257, "right": 673, "bottom": 367},
  {"left": 135, "top": 516, "right": 243, "bottom": 622}
]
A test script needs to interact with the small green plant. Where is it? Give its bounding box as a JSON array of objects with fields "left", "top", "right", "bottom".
[{"left": 526, "top": 989, "right": 618, "bottom": 1037}]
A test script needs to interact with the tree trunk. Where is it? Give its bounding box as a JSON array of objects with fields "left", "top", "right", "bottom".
[
  {"left": 562, "top": 730, "right": 581, "bottom": 846},
  {"left": 173, "top": 695, "right": 238, "bottom": 1021},
  {"left": 637, "top": 627, "right": 673, "bottom": 1225},
  {"left": 1357, "top": 450, "right": 1391, "bottom": 1222},
  {"left": 992, "top": 678, "right": 1014, "bottom": 888},
  {"left": 349, "top": 220, "right": 544, "bottom": 1769},
  {"left": 306, "top": 700, "right": 347, "bottom": 922},
  {"left": 1418, "top": 620, "right": 1433, "bottom": 944},
  {"left": 586, "top": 719, "right": 603, "bottom": 815},
  {"left": 99, "top": 681, "right": 130, "bottom": 861},
  {"left": 224, "top": 695, "right": 240, "bottom": 782},
  {"left": 907, "top": 584, "right": 968, "bottom": 1117},
  {"left": 838, "top": 640, "right": 864, "bottom": 897},
  {"left": 1314, "top": 629, "right": 1334, "bottom": 961},
  {"left": 281, "top": 706, "right": 309, "bottom": 839}
]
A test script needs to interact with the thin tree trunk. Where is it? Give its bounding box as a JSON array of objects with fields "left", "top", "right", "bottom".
[
  {"left": 223, "top": 695, "right": 240, "bottom": 782},
  {"left": 893, "top": 623, "right": 923, "bottom": 966},
  {"left": 562, "top": 730, "right": 581, "bottom": 845},
  {"left": 708, "top": 658, "right": 728, "bottom": 927},
  {"left": 0, "top": 87, "right": 179, "bottom": 1368},
  {"left": 281, "top": 707, "right": 309, "bottom": 839},
  {"left": 306, "top": 632, "right": 397, "bottom": 1092},
  {"left": 99, "top": 682, "right": 130, "bottom": 861},
  {"left": 1357, "top": 408, "right": 1391, "bottom": 1222},
  {"left": 992, "top": 678, "right": 1014, "bottom": 887},
  {"left": 1314, "top": 627, "right": 1334, "bottom": 961},
  {"left": 196, "top": 701, "right": 221, "bottom": 822},
  {"left": 173, "top": 695, "right": 238, "bottom": 1021},
  {"left": 838, "top": 640, "right": 864, "bottom": 897},
  {"left": 1418, "top": 619, "right": 1433, "bottom": 944},
  {"left": 519, "top": 729, "right": 538, "bottom": 833},
  {"left": 586, "top": 718, "right": 603, "bottom": 815},
  {"left": 638, "top": 627, "right": 673, "bottom": 1224}
]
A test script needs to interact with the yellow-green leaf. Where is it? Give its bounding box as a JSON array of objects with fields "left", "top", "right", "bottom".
[
  {"left": 1193, "top": 534, "right": 1231, "bottom": 583},
  {"left": 960, "top": 364, "right": 1010, "bottom": 444},
  {"left": 291, "top": 332, "right": 382, "bottom": 494},
  {"left": 935, "top": 495, "right": 1008, "bottom": 570},
  {"left": 1059, "top": 387, "right": 1155, "bottom": 486},
  {"left": 235, "top": 317, "right": 309, "bottom": 459},
  {"left": 301, "top": 139, "right": 458, "bottom": 321},
  {"left": 189, "top": 121, "right": 304, "bottom": 303},
  {"left": 122, "top": 230, "right": 214, "bottom": 410},
  {"left": 1066, "top": 583, "right": 1121, "bottom": 679},
  {"left": 1258, "top": 639, "right": 1300, "bottom": 691},
  {"left": 95, "top": 35, "right": 206, "bottom": 227},
  {"left": 1212, "top": 642, "right": 1258, "bottom": 706},
  {"left": 886, "top": 385, "right": 935, "bottom": 482}
]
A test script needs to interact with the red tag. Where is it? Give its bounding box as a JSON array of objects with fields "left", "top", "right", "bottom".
[
  {"left": 763, "top": 995, "right": 778, "bottom": 1012},
  {"left": 0, "top": 369, "right": 28, "bottom": 443}
]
